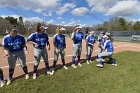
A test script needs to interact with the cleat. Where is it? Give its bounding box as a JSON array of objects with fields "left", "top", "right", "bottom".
[
  {"left": 25, "top": 74, "right": 29, "bottom": 80},
  {"left": 50, "top": 70, "right": 55, "bottom": 75},
  {"left": 78, "top": 63, "right": 82, "bottom": 67},
  {"left": 47, "top": 71, "right": 51, "bottom": 75},
  {"left": 89, "top": 60, "right": 92, "bottom": 63},
  {"left": 6, "top": 79, "right": 12, "bottom": 86},
  {"left": 112, "top": 64, "right": 117, "bottom": 66},
  {"left": 63, "top": 66, "right": 68, "bottom": 70},
  {"left": 0, "top": 81, "right": 5, "bottom": 87},
  {"left": 96, "top": 59, "right": 104, "bottom": 62},
  {"left": 33, "top": 73, "right": 37, "bottom": 79},
  {"left": 72, "top": 64, "right": 77, "bottom": 68},
  {"left": 96, "top": 64, "right": 104, "bottom": 68},
  {"left": 86, "top": 61, "right": 90, "bottom": 64}
]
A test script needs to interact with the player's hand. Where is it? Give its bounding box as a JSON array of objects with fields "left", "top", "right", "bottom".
[
  {"left": 24, "top": 50, "right": 29, "bottom": 55},
  {"left": 4, "top": 53, "right": 10, "bottom": 57},
  {"left": 48, "top": 46, "right": 50, "bottom": 51},
  {"left": 34, "top": 43, "right": 39, "bottom": 47}
]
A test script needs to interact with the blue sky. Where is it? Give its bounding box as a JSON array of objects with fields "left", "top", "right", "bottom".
[{"left": 0, "top": 0, "right": 140, "bottom": 26}]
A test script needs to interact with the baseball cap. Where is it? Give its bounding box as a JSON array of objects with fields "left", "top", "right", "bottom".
[{"left": 60, "top": 27, "right": 66, "bottom": 31}]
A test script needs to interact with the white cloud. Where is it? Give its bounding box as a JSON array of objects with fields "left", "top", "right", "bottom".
[
  {"left": 87, "top": 0, "right": 140, "bottom": 17},
  {"left": 106, "top": 0, "right": 140, "bottom": 16},
  {"left": 1, "top": 14, "right": 20, "bottom": 19},
  {"left": 47, "top": 19, "right": 55, "bottom": 24},
  {"left": 23, "top": 17, "right": 43, "bottom": 23},
  {"left": 57, "top": 17, "right": 63, "bottom": 20},
  {"left": 71, "top": 7, "right": 89, "bottom": 16},
  {"left": 1, "top": 15, "right": 43, "bottom": 23},
  {"left": 0, "top": 0, "right": 60, "bottom": 15},
  {"left": 56, "top": 3, "right": 76, "bottom": 15}
]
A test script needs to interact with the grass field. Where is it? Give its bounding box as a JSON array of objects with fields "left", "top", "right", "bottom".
[{"left": 0, "top": 51, "right": 140, "bottom": 93}]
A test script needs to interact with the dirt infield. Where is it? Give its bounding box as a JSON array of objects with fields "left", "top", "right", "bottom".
[{"left": 0, "top": 38, "right": 140, "bottom": 79}]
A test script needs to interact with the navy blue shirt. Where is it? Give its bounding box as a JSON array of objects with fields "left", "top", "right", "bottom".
[
  {"left": 3, "top": 34, "right": 25, "bottom": 52},
  {"left": 53, "top": 34, "right": 66, "bottom": 48},
  {"left": 28, "top": 32, "right": 49, "bottom": 48},
  {"left": 73, "top": 32, "right": 84, "bottom": 45}
]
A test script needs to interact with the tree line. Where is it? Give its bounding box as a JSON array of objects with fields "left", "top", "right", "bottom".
[
  {"left": 94, "top": 17, "right": 140, "bottom": 31},
  {"left": 0, "top": 16, "right": 140, "bottom": 35}
]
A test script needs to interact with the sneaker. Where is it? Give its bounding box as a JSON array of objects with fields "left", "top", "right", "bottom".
[
  {"left": 78, "top": 63, "right": 82, "bottom": 67},
  {"left": 50, "top": 69, "right": 55, "bottom": 75},
  {"left": 33, "top": 73, "right": 37, "bottom": 79},
  {"left": 89, "top": 60, "right": 92, "bottom": 63},
  {"left": 96, "top": 59, "right": 99, "bottom": 61},
  {"left": 86, "top": 61, "right": 90, "bottom": 64},
  {"left": 112, "top": 63, "right": 117, "bottom": 66},
  {"left": 96, "top": 64, "right": 104, "bottom": 68},
  {"left": 25, "top": 74, "right": 29, "bottom": 80},
  {"left": 6, "top": 79, "right": 12, "bottom": 85},
  {"left": 96, "top": 59, "right": 104, "bottom": 62},
  {"left": 72, "top": 64, "right": 77, "bottom": 68},
  {"left": 47, "top": 71, "right": 51, "bottom": 75},
  {"left": 0, "top": 81, "right": 5, "bottom": 87},
  {"left": 63, "top": 66, "right": 68, "bottom": 70}
]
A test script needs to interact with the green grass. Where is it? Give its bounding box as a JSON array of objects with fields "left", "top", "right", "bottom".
[{"left": 1, "top": 51, "right": 140, "bottom": 93}]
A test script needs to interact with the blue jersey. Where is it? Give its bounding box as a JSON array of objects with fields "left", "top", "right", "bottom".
[
  {"left": 3, "top": 34, "right": 25, "bottom": 52},
  {"left": 53, "top": 34, "right": 66, "bottom": 48},
  {"left": 28, "top": 32, "right": 48, "bottom": 48},
  {"left": 73, "top": 32, "right": 84, "bottom": 44},
  {"left": 99, "top": 36, "right": 105, "bottom": 45},
  {"left": 86, "top": 35, "right": 96, "bottom": 46},
  {"left": 104, "top": 40, "right": 114, "bottom": 52}
]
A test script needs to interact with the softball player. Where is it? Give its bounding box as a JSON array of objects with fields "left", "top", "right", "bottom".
[
  {"left": 86, "top": 31, "right": 96, "bottom": 64},
  {"left": 3, "top": 25, "right": 29, "bottom": 85},
  {"left": 71, "top": 26, "right": 84, "bottom": 68},
  {"left": 51, "top": 26, "right": 68, "bottom": 75},
  {"left": 27, "top": 23, "right": 50, "bottom": 79},
  {"left": 0, "top": 43, "right": 5, "bottom": 87},
  {"left": 96, "top": 35, "right": 117, "bottom": 68}
]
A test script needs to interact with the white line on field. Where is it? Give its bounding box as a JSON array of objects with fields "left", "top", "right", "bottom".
[{"left": 0, "top": 45, "right": 138, "bottom": 69}]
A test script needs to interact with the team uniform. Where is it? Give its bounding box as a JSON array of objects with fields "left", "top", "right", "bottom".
[
  {"left": 98, "top": 36, "right": 105, "bottom": 54},
  {"left": 28, "top": 32, "right": 50, "bottom": 78},
  {"left": 86, "top": 35, "right": 96, "bottom": 63},
  {"left": 97, "top": 39, "right": 117, "bottom": 67},
  {"left": 3, "top": 34, "right": 29, "bottom": 81},
  {"left": 71, "top": 31, "right": 84, "bottom": 67},
  {"left": 53, "top": 34, "right": 67, "bottom": 69}
]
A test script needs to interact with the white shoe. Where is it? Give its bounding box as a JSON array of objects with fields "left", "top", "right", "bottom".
[
  {"left": 78, "top": 63, "right": 82, "bottom": 67},
  {"left": 0, "top": 81, "right": 5, "bottom": 87},
  {"left": 96, "top": 59, "right": 104, "bottom": 62},
  {"left": 112, "top": 63, "right": 117, "bottom": 66},
  {"left": 86, "top": 61, "right": 90, "bottom": 64},
  {"left": 6, "top": 79, "right": 11, "bottom": 85},
  {"left": 25, "top": 74, "right": 29, "bottom": 80},
  {"left": 63, "top": 66, "right": 68, "bottom": 70},
  {"left": 96, "top": 64, "right": 104, "bottom": 68},
  {"left": 96, "top": 59, "right": 99, "bottom": 61},
  {"left": 89, "top": 60, "right": 92, "bottom": 63},
  {"left": 33, "top": 73, "right": 37, "bottom": 79},
  {"left": 72, "top": 64, "right": 77, "bottom": 68},
  {"left": 50, "top": 70, "right": 55, "bottom": 75},
  {"left": 47, "top": 71, "right": 51, "bottom": 75}
]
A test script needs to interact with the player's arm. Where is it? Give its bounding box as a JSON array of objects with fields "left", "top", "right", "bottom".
[
  {"left": 47, "top": 39, "right": 50, "bottom": 51},
  {"left": 2, "top": 39, "right": 10, "bottom": 57},
  {"left": 71, "top": 32, "right": 75, "bottom": 40},
  {"left": 27, "top": 34, "right": 38, "bottom": 46},
  {"left": 53, "top": 36, "right": 57, "bottom": 50}
]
